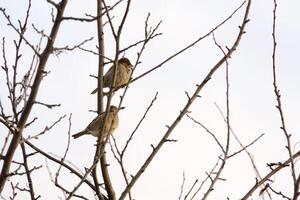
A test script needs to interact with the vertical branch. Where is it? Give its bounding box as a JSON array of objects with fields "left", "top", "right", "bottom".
[
  {"left": 117, "top": 0, "right": 131, "bottom": 37},
  {"left": 1, "top": 0, "right": 35, "bottom": 127},
  {"left": 102, "top": 0, "right": 117, "bottom": 39},
  {"left": 96, "top": 1, "right": 132, "bottom": 200},
  {"left": 11, "top": 2, "right": 30, "bottom": 123},
  {"left": 97, "top": 0, "right": 105, "bottom": 113},
  {"left": 0, "top": 0, "right": 69, "bottom": 192},
  {"left": 92, "top": 0, "right": 106, "bottom": 199},
  {"left": 116, "top": 13, "right": 160, "bottom": 114},
  {"left": 14, "top": 5, "right": 36, "bottom": 197},
  {"left": 215, "top": 103, "right": 272, "bottom": 200},
  {"left": 293, "top": 174, "right": 300, "bottom": 200},
  {"left": 271, "top": 0, "right": 297, "bottom": 188},
  {"left": 201, "top": 31, "right": 231, "bottom": 200},
  {"left": 99, "top": 147, "right": 114, "bottom": 200},
  {"left": 20, "top": 143, "right": 36, "bottom": 200},
  {"left": 101, "top": 0, "right": 130, "bottom": 107},
  {"left": 178, "top": 172, "right": 186, "bottom": 200},
  {"left": 55, "top": 114, "right": 72, "bottom": 180}
]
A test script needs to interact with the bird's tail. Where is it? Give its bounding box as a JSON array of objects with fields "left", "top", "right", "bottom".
[
  {"left": 72, "top": 131, "right": 86, "bottom": 139},
  {"left": 90, "top": 77, "right": 105, "bottom": 94},
  {"left": 91, "top": 88, "right": 97, "bottom": 94}
]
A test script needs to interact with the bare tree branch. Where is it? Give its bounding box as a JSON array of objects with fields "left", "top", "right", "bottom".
[
  {"left": 46, "top": 0, "right": 59, "bottom": 8},
  {"left": 190, "top": 159, "right": 221, "bottom": 200},
  {"left": 183, "top": 179, "right": 198, "bottom": 200},
  {"left": 121, "top": 92, "right": 158, "bottom": 155},
  {"left": 92, "top": 0, "right": 107, "bottom": 199},
  {"left": 0, "top": 5, "right": 40, "bottom": 56},
  {"left": 34, "top": 101, "right": 61, "bottom": 109},
  {"left": 271, "top": 0, "right": 297, "bottom": 194},
  {"left": 241, "top": 150, "right": 300, "bottom": 199},
  {"left": 61, "top": 0, "right": 124, "bottom": 22},
  {"left": 25, "top": 140, "right": 97, "bottom": 192},
  {"left": 52, "top": 37, "right": 94, "bottom": 55},
  {"left": 95, "top": 0, "right": 133, "bottom": 199},
  {"left": 186, "top": 114, "right": 225, "bottom": 154},
  {"left": 129, "top": 0, "right": 247, "bottom": 85},
  {"left": 0, "top": 0, "right": 69, "bottom": 192},
  {"left": 20, "top": 143, "right": 37, "bottom": 200},
  {"left": 228, "top": 133, "right": 264, "bottom": 158},
  {"left": 119, "top": 1, "right": 251, "bottom": 199},
  {"left": 214, "top": 103, "right": 273, "bottom": 199},
  {"left": 201, "top": 24, "right": 231, "bottom": 200},
  {"left": 178, "top": 172, "right": 186, "bottom": 200},
  {"left": 26, "top": 115, "right": 66, "bottom": 140},
  {"left": 268, "top": 186, "right": 290, "bottom": 200}
]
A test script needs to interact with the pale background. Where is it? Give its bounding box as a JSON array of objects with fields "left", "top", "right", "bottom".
[{"left": 0, "top": 0, "right": 300, "bottom": 199}]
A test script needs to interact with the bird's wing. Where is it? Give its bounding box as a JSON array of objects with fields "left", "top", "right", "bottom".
[
  {"left": 86, "top": 114, "right": 104, "bottom": 131},
  {"left": 103, "top": 65, "right": 114, "bottom": 87}
]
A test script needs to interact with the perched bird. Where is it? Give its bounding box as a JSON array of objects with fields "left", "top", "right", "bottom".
[
  {"left": 72, "top": 106, "right": 119, "bottom": 140},
  {"left": 91, "top": 57, "right": 133, "bottom": 94}
]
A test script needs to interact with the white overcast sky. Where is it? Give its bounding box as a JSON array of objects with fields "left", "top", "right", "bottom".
[{"left": 1, "top": 0, "right": 300, "bottom": 199}]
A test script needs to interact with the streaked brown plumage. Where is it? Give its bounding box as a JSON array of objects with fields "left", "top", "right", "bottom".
[
  {"left": 72, "top": 106, "right": 119, "bottom": 140},
  {"left": 91, "top": 57, "right": 132, "bottom": 94}
]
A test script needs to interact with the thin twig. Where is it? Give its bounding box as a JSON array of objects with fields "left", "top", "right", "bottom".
[
  {"left": 61, "top": 0, "right": 124, "bottom": 22},
  {"left": 119, "top": 1, "right": 251, "bottom": 199},
  {"left": 201, "top": 23, "right": 232, "bottom": 200},
  {"left": 0, "top": 118, "right": 15, "bottom": 133},
  {"left": 186, "top": 114, "right": 225, "bottom": 154},
  {"left": 110, "top": 92, "right": 159, "bottom": 200},
  {"left": 0, "top": 7, "right": 39, "bottom": 56},
  {"left": 228, "top": 133, "right": 264, "bottom": 158},
  {"left": 65, "top": 162, "right": 99, "bottom": 200},
  {"left": 119, "top": 32, "right": 162, "bottom": 53},
  {"left": 26, "top": 115, "right": 66, "bottom": 139},
  {"left": 241, "top": 150, "right": 300, "bottom": 199},
  {"left": 25, "top": 141, "right": 97, "bottom": 192},
  {"left": 54, "top": 114, "right": 72, "bottom": 186},
  {"left": 46, "top": 0, "right": 58, "bottom": 8},
  {"left": 122, "top": 92, "right": 158, "bottom": 155},
  {"left": 106, "top": 15, "right": 163, "bottom": 199},
  {"left": 0, "top": 131, "right": 11, "bottom": 157},
  {"left": 20, "top": 143, "right": 37, "bottom": 200},
  {"left": 178, "top": 172, "right": 186, "bottom": 200},
  {"left": 34, "top": 101, "right": 61, "bottom": 109},
  {"left": 129, "top": 1, "right": 247, "bottom": 85},
  {"left": 184, "top": 179, "right": 198, "bottom": 200},
  {"left": 52, "top": 37, "right": 94, "bottom": 54},
  {"left": 268, "top": 186, "right": 290, "bottom": 200},
  {"left": 271, "top": 0, "right": 297, "bottom": 191},
  {"left": 102, "top": 0, "right": 117, "bottom": 39},
  {"left": 190, "top": 158, "right": 221, "bottom": 200},
  {"left": 214, "top": 103, "right": 272, "bottom": 199}
]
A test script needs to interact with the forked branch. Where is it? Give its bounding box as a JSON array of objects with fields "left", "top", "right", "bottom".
[{"left": 119, "top": 1, "right": 251, "bottom": 199}]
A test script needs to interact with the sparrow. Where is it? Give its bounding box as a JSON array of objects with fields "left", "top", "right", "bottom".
[
  {"left": 91, "top": 57, "right": 132, "bottom": 94},
  {"left": 72, "top": 106, "right": 119, "bottom": 140}
]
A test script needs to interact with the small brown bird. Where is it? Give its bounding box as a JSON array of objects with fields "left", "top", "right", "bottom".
[
  {"left": 72, "top": 106, "right": 119, "bottom": 140},
  {"left": 91, "top": 57, "right": 133, "bottom": 94}
]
